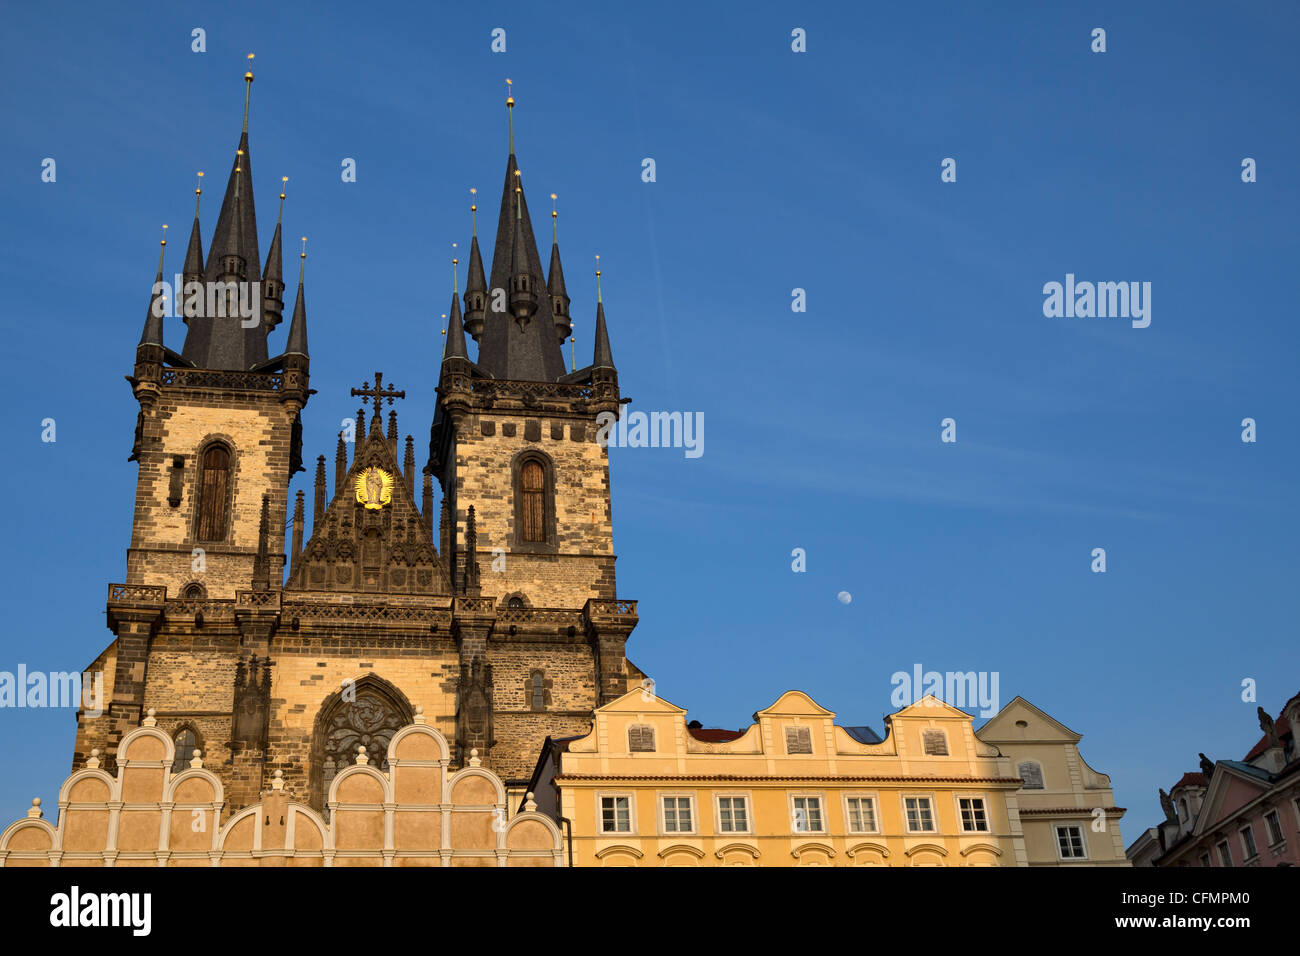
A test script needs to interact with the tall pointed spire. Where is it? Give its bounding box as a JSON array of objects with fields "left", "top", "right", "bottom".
[
  {"left": 592, "top": 259, "right": 615, "bottom": 370},
  {"left": 444, "top": 286, "right": 468, "bottom": 361},
  {"left": 463, "top": 188, "right": 487, "bottom": 341},
  {"left": 475, "top": 84, "right": 567, "bottom": 382},
  {"left": 507, "top": 177, "right": 538, "bottom": 327},
  {"left": 547, "top": 192, "right": 571, "bottom": 343},
  {"left": 140, "top": 225, "right": 167, "bottom": 348},
  {"left": 182, "top": 55, "right": 266, "bottom": 371},
  {"left": 183, "top": 172, "right": 205, "bottom": 287},
  {"left": 284, "top": 236, "right": 308, "bottom": 357},
  {"left": 262, "top": 177, "right": 287, "bottom": 332}
]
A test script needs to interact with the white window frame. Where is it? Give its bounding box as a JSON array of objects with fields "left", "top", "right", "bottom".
[
  {"left": 955, "top": 793, "right": 991, "bottom": 833},
  {"left": 1238, "top": 824, "right": 1258, "bottom": 861},
  {"left": 902, "top": 794, "right": 938, "bottom": 834},
  {"left": 715, "top": 792, "right": 752, "bottom": 836},
  {"left": 1055, "top": 824, "right": 1088, "bottom": 860},
  {"left": 789, "top": 793, "right": 826, "bottom": 834},
  {"left": 659, "top": 793, "right": 697, "bottom": 836},
  {"left": 843, "top": 792, "right": 880, "bottom": 835},
  {"left": 597, "top": 792, "right": 635, "bottom": 834}
]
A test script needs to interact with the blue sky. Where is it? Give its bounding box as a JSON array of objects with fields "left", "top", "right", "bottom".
[{"left": 1, "top": 0, "right": 1297, "bottom": 833}]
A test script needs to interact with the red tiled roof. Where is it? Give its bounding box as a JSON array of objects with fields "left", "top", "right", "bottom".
[
  {"left": 688, "top": 727, "right": 745, "bottom": 742},
  {"left": 1244, "top": 713, "right": 1292, "bottom": 761},
  {"left": 1172, "top": 772, "right": 1208, "bottom": 790}
]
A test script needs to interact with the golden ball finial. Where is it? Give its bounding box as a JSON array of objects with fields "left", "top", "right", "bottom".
[
  {"left": 506, "top": 76, "right": 514, "bottom": 107},
  {"left": 196, "top": 170, "right": 204, "bottom": 195},
  {"left": 245, "top": 53, "right": 255, "bottom": 81},
  {"left": 160, "top": 223, "right": 168, "bottom": 247}
]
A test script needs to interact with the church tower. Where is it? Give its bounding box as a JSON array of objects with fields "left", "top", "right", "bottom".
[
  {"left": 428, "top": 85, "right": 639, "bottom": 771},
  {"left": 86, "top": 60, "right": 311, "bottom": 792}
]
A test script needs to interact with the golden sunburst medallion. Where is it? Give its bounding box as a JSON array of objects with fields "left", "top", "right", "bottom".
[{"left": 355, "top": 467, "right": 394, "bottom": 510}]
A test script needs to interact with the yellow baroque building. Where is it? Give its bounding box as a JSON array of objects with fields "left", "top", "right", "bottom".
[
  {"left": 977, "top": 697, "right": 1129, "bottom": 866},
  {"left": 533, "top": 689, "right": 1030, "bottom": 866}
]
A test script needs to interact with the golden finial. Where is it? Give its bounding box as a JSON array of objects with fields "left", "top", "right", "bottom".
[
  {"left": 570, "top": 327, "right": 576, "bottom": 372},
  {"left": 470, "top": 187, "right": 478, "bottom": 237},
  {"left": 441, "top": 315, "right": 447, "bottom": 357},
  {"left": 515, "top": 170, "right": 522, "bottom": 220},
  {"left": 551, "top": 193, "right": 558, "bottom": 243},
  {"left": 299, "top": 236, "right": 307, "bottom": 284},
  {"left": 595, "top": 254, "right": 602, "bottom": 304},
  {"left": 242, "top": 54, "right": 255, "bottom": 133},
  {"left": 156, "top": 224, "right": 168, "bottom": 273},
  {"left": 452, "top": 242, "right": 459, "bottom": 293},
  {"left": 506, "top": 78, "right": 515, "bottom": 153},
  {"left": 278, "top": 175, "right": 288, "bottom": 221}
]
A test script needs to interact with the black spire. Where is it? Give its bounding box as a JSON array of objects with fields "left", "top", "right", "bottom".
[
  {"left": 444, "top": 290, "right": 468, "bottom": 361},
  {"left": 284, "top": 240, "right": 308, "bottom": 357},
  {"left": 464, "top": 233, "right": 487, "bottom": 342},
  {"left": 180, "top": 65, "right": 268, "bottom": 371},
  {"left": 183, "top": 176, "right": 205, "bottom": 285},
  {"left": 139, "top": 231, "right": 167, "bottom": 349},
  {"left": 547, "top": 206, "right": 571, "bottom": 343},
  {"left": 592, "top": 300, "right": 614, "bottom": 370},
  {"left": 475, "top": 147, "right": 567, "bottom": 381},
  {"left": 261, "top": 186, "right": 285, "bottom": 333}
]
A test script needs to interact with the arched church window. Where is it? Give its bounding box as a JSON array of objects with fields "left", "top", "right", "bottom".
[
  {"left": 196, "top": 444, "right": 231, "bottom": 541},
  {"left": 312, "top": 681, "right": 412, "bottom": 812},
  {"left": 520, "top": 459, "right": 546, "bottom": 542},
  {"left": 171, "top": 728, "right": 199, "bottom": 774},
  {"left": 182, "top": 583, "right": 205, "bottom": 600},
  {"left": 508, "top": 596, "right": 525, "bottom": 609}
]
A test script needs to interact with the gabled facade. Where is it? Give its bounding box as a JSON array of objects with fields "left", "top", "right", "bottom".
[
  {"left": 977, "top": 696, "right": 1129, "bottom": 866},
  {"left": 1129, "top": 692, "right": 1300, "bottom": 867},
  {"left": 537, "top": 689, "right": 1030, "bottom": 866}
]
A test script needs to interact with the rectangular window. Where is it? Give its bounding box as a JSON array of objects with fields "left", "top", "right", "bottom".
[
  {"left": 905, "top": 796, "right": 936, "bottom": 833},
  {"left": 792, "top": 796, "right": 823, "bottom": 833},
  {"left": 1199, "top": 853, "right": 1212, "bottom": 867},
  {"left": 1240, "top": 825, "right": 1258, "bottom": 860},
  {"left": 921, "top": 729, "right": 949, "bottom": 755},
  {"left": 600, "top": 796, "right": 631, "bottom": 833},
  {"left": 1056, "top": 825, "right": 1087, "bottom": 859},
  {"left": 846, "top": 796, "right": 877, "bottom": 833},
  {"left": 662, "top": 796, "right": 693, "bottom": 833},
  {"left": 1264, "top": 810, "right": 1284, "bottom": 846},
  {"left": 1216, "top": 840, "right": 1232, "bottom": 866},
  {"left": 718, "top": 796, "right": 749, "bottom": 834},
  {"left": 785, "top": 726, "right": 812, "bottom": 754},
  {"left": 959, "top": 797, "right": 989, "bottom": 832}
]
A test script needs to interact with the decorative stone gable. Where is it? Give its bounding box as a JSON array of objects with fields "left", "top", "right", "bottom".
[{"left": 290, "top": 422, "right": 449, "bottom": 596}]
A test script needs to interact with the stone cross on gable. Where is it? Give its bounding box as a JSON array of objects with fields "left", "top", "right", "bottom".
[{"left": 351, "top": 372, "right": 406, "bottom": 419}]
